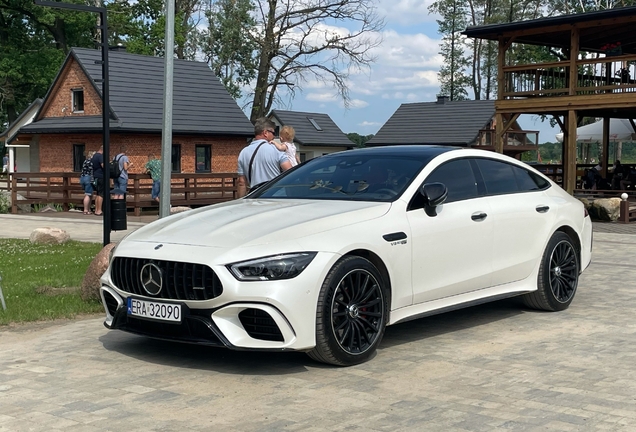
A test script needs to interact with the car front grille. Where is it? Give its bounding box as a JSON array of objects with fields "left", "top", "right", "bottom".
[{"left": 111, "top": 257, "right": 223, "bottom": 301}]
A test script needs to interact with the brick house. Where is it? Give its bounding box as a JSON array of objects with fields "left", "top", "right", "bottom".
[
  {"left": 9, "top": 47, "right": 254, "bottom": 174},
  {"left": 268, "top": 110, "right": 354, "bottom": 162}
]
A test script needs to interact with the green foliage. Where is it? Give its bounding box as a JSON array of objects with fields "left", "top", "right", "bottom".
[
  {"left": 0, "top": 239, "right": 104, "bottom": 325},
  {"left": 429, "top": 0, "right": 471, "bottom": 101},
  {"left": 201, "top": 0, "right": 257, "bottom": 99},
  {"left": 0, "top": 0, "right": 94, "bottom": 128},
  {"left": 346, "top": 133, "right": 375, "bottom": 148},
  {"left": 0, "top": 192, "right": 9, "bottom": 214}
]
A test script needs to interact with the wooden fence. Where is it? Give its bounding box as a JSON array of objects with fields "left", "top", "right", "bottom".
[{"left": 3, "top": 172, "right": 239, "bottom": 216}]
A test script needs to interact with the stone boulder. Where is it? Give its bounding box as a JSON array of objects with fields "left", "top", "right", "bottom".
[
  {"left": 577, "top": 197, "right": 591, "bottom": 211},
  {"left": 29, "top": 227, "right": 70, "bottom": 245},
  {"left": 589, "top": 197, "right": 621, "bottom": 221},
  {"left": 170, "top": 206, "right": 192, "bottom": 215},
  {"left": 81, "top": 243, "right": 116, "bottom": 302}
]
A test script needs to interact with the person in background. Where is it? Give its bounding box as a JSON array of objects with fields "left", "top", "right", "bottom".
[
  {"left": 611, "top": 160, "right": 625, "bottom": 190},
  {"left": 91, "top": 147, "right": 104, "bottom": 216},
  {"left": 237, "top": 118, "right": 292, "bottom": 198},
  {"left": 112, "top": 148, "right": 131, "bottom": 199},
  {"left": 2, "top": 153, "right": 8, "bottom": 177},
  {"left": 271, "top": 125, "right": 300, "bottom": 166},
  {"left": 80, "top": 151, "right": 95, "bottom": 214},
  {"left": 145, "top": 155, "right": 161, "bottom": 203}
]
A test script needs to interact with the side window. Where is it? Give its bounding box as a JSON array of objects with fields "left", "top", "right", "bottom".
[
  {"left": 475, "top": 158, "right": 518, "bottom": 195},
  {"left": 73, "top": 144, "right": 85, "bottom": 172},
  {"left": 425, "top": 159, "right": 479, "bottom": 204},
  {"left": 195, "top": 144, "right": 211, "bottom": 173},
  {"left": 511, "top": 165, "right": 548, "bottom": 191}
]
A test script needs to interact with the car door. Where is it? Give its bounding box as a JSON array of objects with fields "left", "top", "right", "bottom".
[
  {"left": 473, "top": 158, "right": 556, "bottom": 286},
  {"left": 407, "top": 158, "right": 494, "bottom": 304}
]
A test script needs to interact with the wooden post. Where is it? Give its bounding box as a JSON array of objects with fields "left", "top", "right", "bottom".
[
  {"left": 62, "top": 176, "right": 69, "bottom": 211},
  {"left": 11, "top": 174, "right": 17, "bottom": 214},
  {"left": 496, "top": 37, "right": 506, "bottom": 154},
  {"left": 565, "top": 110, "right": 578, "bottom": 193},
  {"left": 602, "top": 117, "right": 610, "bottom": 178},
  {"left": 569, "top": 26, "right": 579, "bottom": 96},
  {"left": 619, "top": 199, "right": 629, "bottom": 223}
]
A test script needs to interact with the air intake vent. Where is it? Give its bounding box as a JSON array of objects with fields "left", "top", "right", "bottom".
[{"left": 238, "top": 309, "right": 284, "bottom": 342}]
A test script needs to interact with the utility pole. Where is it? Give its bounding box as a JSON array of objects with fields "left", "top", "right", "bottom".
[
  {"left": 34, "top": 0, "right": 112, "bottom": 245},
  {"left": 160, "top": 0, "right": 175, "bottom": 218}
]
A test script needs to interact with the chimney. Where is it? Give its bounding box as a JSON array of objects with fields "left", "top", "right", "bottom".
[
  {"left": 436, "top": 95, "right": 450, "bottom": 104},
  {"left": 109, "top": 43, "right": 126, "bottom": 52}
]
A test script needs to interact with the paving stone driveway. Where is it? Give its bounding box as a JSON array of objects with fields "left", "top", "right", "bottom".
[{"left": 1, "top": 232, "right": 635, "bottom": 432}]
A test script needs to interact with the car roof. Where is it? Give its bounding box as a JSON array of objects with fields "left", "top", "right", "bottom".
[{"left": 324, "top": 145, "right": 460, "bottom": 159}]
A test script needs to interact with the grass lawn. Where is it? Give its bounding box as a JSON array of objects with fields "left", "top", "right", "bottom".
[{"left": 0, "top": 239, "right": 104, "bottom": 326}]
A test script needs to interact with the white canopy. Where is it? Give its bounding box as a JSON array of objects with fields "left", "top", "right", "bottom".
[{"left": 555, "top": 118, "right": 636, "bottom": 143}]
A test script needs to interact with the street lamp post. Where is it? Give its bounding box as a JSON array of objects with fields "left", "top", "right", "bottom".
[{"left": 34, "top": 0, "right": 112, "bottom": 246}]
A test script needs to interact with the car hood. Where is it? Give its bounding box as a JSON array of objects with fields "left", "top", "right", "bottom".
[{"left": 126, "top": 199, "right": 391, "bottom": 248}]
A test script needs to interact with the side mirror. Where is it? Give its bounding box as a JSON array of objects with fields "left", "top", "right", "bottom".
[{"left": 419, "top": 182, "right": 448, "bottom": 217}]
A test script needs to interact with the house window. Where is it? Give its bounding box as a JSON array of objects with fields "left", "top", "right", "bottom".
[
  {"left": 195, "top": 145, "right": 211, "bottom": 173},
  {"left": 299, "top": 153, "right": 307, "bottom": 163},
  {"left": 73, "top": 144, "right": 85, "bottom": 172},
  {"left": 171, "top": 144, "right": 181, "bottom": 172},
  {"left": 72, "top": 89, "right": 84, "bottom": 112},
  {"left": 274, "top": 125, "right": 280, "bottom": 137}
]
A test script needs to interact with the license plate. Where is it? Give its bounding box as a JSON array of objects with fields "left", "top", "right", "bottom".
[{"left": 127, "top": 297, "right": 181, "bottom": 323}]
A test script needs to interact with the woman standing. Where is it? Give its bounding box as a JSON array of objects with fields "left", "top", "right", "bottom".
[{"left": 80, "top": 151, "right": 95, "bottom": 214}]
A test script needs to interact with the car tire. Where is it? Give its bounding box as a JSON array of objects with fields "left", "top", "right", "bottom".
[
  {"left": 307, "top": 256, "right": 389, "bottom": 366},
  {"left": 522, "top": 231, "right": 579, "bottom": 312}
]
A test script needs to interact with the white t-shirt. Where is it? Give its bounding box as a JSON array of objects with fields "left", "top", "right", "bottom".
[{"left": 283, "top": 141, "right": 298, "bottom": 167}]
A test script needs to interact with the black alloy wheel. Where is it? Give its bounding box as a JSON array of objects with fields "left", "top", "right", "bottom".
[
  {"left": 523, "top": 231, "right": 579, "bottom": 311},
  {"left": 330, "top": 268, "right": 384, "bottom": 355},
  {"left": 548, "top": 239, "right": 579, "bottom": 303},
  {"left": 308, "top": 256, "right": 388, "bottom": 366}
]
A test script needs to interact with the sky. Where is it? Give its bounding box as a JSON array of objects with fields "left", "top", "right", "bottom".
[{"left": 262, "top": 0, "right": 562, "bottom": 144}]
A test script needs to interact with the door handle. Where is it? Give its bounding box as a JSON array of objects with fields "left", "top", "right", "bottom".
[
  {"left": 471, "top": 212, "right": 488, "bottom": 221},
  {"left": 536, "top": 205, "right": 550, "bottom": 213}
]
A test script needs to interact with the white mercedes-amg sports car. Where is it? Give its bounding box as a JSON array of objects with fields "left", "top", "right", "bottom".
[{"left": 100, "top": 146, "right": 592, "bottom": 366}]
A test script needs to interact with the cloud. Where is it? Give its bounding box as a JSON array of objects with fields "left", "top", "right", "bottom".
[
  {"left": 306, "top": 92, "right": 338, "bottom": 102},
  {"left": 376, "top": 0, "right": 438, "bottom": 26},
  {"left": 358, "top": 121, "right": 381, "bottom": 127},
  {"left": 342, "top": 99, "right": 369, "bottom": 109}
]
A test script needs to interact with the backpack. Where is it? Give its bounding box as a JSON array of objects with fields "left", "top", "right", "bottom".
[{"left": 110, "top": 154, "right": 122, "bottom": 179}]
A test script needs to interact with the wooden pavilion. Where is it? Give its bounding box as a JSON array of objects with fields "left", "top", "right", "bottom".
[{"left": 464, "top": 6, "right": 636, "bottom": 193}]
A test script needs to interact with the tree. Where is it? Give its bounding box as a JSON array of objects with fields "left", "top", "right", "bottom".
[
  {"left": 107, "top": 0, "right": 202, "bottom": 60},
  {"left": 201, "top": 0, "right": 258, "bottom": 99},
  {"left": 346, "top": 132, "right": 374, "bottom": 147},
  {"left": 246, "top": 0, "right": 384, "bottom": 122},
  {"left": 0, "top": 0, "right": 94, "bottom": 128},
  {"left": 429, "top": 0, "right": 471, "bottom": 101}
]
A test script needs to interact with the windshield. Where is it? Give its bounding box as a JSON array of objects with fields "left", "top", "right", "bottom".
[{"left": 251, "top": 151, "right": 430, "bottom": 202}]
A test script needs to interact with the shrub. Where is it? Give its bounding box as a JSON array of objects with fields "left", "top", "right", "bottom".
[{"left": 0, "top": 192, "right": 9, "bottom": 214}]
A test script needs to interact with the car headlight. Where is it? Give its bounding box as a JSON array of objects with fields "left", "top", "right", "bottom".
[{"left": 227, "top": 252, "right": 317, "bottom": 281}]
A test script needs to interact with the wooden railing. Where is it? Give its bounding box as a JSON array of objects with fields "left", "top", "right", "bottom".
[
  {"left": 502, "top": 54, "right": 636, "bottom": 98},
  {"left": 476, "top": 129, "right": 539, "bottom": 150},
  {"left": 4, "top": 172, "right": 239, "bottom": 216}
]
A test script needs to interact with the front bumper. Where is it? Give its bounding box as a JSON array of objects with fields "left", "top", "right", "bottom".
[{"left": 99, "top": 251, "right": 339, "bottom": 351}]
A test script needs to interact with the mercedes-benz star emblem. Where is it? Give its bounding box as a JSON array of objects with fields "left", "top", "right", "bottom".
[{"left": 140, "top": 263, "right": 163, "bottom": 296}]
